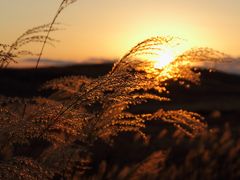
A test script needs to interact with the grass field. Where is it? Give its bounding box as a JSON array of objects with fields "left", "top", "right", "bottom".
[
  {"left": 0, "top": 63, "right": 239, "bottom": 179},
  {"left": 0, "top": 1, "right": 239, "bottom": 178}
]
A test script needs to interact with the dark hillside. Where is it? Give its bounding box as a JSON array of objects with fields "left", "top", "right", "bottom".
[
  {"left": 1, "top": 63, "right": 240, "bottom": 127},
  {"left": 0, "top": 64, "right": 239, "bottom": 179},
  {"left": 0, "top": 64, "right": 112, "bottom": 97}
]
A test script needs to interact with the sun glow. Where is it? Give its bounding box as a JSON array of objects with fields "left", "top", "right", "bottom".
[
  {"left": 151, "top": 41, "right": 190, "bottom": 69},
  {"left": 153, "top": 48, "right": 176, "bottom": 69}
]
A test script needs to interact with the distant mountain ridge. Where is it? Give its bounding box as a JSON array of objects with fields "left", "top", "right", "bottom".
[
  {"left": 1, "top": 63, "right": 240, "bottom": 112},
  {"left": 9, "top": 58, "right": 115, "bottom": 68},
  {"left": 9, "top": 57, "right": 240, "bottom": 75}
]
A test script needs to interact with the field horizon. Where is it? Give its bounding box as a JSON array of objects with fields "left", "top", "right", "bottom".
[
  {"left": 1, "top": 0, "right": 239, "bottom": 178},
  {"left": 0, "top": 63, "right": 239, "bottom": 179}
]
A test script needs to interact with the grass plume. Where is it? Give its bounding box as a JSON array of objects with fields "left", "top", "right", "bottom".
[
  {"left": 35, "top": 0, "right": 78, "bottom": 69},
  {"left": 0, "top": 35, "right": 236, "bottom": 179},
  {"left": 0, "top": 24, "right": 60, "bottom": 68},
  {"left": 0, "top": 0, "right": 78, "bottom": 69}
]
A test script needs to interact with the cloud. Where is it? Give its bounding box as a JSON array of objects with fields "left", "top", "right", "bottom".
[
  {"left": 10, "top": 58, "right": 114, "bottom": 68},
  {"left": 22, "top": 58, "right": 77, "bottom": 65},
  {"left": 9, "top": 57, "right": 240, "bottom": 75},
  {"left": 202, "top": 57, "right": 240, "bottom": 75}
]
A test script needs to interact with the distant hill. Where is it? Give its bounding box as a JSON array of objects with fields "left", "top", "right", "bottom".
[
  {"left": 0, "top": 63, "right": 112, "bottom": 97},
  {"left": 1, "top": 63, "right": 240, "bottom": 112}
]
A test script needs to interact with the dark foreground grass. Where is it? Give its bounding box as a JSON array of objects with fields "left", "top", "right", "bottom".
[{"left": 0, "top": 63, "right": 239, "bottom": 179}]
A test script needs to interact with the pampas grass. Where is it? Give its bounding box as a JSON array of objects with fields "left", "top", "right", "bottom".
[
  {"left": 0, "top": 35, "right": 230, "bottom": 178},
  {"left": 35, "top": 0, "right": 78, "bottom": 69},
  {"left": 0, "top": 1, "right": 237, "bottom": 179},
  {"left": 0, "top": 0, "right": 78, "bottom": 69},
  {"left": 0, "top": 24, "right": 59, "bottom": 68}
]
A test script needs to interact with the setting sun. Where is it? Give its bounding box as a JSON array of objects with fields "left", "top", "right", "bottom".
[
  {"left": 0, "top": 1, "right": 239, "bottom": 179},
  {"left": 153, "top": 48, "right": 175, "bottom": 69},
  {"left": 146, "top": 40, "right": 190, "bottom": 70}
]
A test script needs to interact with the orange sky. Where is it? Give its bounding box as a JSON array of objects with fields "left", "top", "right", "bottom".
[{"left": 0, "top": 0, "right": 240, "bottom": 64}]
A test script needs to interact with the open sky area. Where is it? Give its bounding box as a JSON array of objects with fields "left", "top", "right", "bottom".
[{"left": 0, "top": 0, "right": 240, "bottom": 64}]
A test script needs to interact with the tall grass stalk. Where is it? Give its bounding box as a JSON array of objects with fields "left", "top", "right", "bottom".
[{"left": 35, "top": 0, "right": 78, "bottom": 69}]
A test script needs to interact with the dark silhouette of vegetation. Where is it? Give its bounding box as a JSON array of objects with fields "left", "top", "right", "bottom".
[{"left": 0, "top": 1, "right": 239, "bottom": 179}]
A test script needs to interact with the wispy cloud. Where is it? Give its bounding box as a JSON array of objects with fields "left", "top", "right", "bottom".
[
  {"left": 9, "top": 58, "right": 114, "bottom": 68},
  {"left": 202, "top": 57, "right": 240, "bottom": 75},
  {"left": 8, "top": 57, "right": 240, "bottom": 75}
]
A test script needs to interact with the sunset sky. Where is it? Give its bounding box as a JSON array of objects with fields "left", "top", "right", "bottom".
[{"left": 0, "top": 0, "right": 240, "bottom": 64}]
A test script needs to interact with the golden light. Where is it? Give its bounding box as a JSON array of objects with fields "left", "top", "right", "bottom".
[
  {"left": 151, "top": 41, "right": 190, "bottom": 69},
  {"left": 153, "top": 48, "right": 176, "bottom": 69}
]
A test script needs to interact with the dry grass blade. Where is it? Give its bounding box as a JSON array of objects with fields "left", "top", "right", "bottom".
[
  {"left": 0, "top": 157, "right": 53, "bottom": 179},
  {"left": 0, "top": 0, "right": 77, "bottom": 69},
  {"left": 42, "top": 36, "right": 224, "bottom": 143},
  {"left": 0, "top": 34, "right": 233, "bottom": 179},
  {"left": 111, "top": 36, "right": 181, "bottom": 74},
  {"left": 35, "top": 0, "right": 79, "bottom": 69},
  {"left": 0, "top": 24, "right": 60, "bottom": 68}
]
